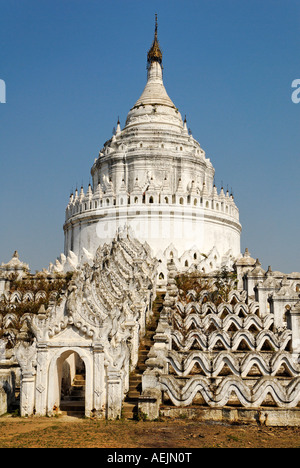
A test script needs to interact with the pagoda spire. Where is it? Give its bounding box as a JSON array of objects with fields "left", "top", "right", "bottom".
[{"left": 147, "top": 14, "right": 163, "bottom": 69}]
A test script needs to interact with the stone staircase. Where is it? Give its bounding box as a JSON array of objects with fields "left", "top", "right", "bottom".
[
  {"left": 122, "top": 292, "right": 165, "bottom": 419},
  {"left": 60, "top": 374, "right": 85, "bottom": 417}
]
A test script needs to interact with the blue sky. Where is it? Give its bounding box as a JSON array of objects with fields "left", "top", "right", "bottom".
[{"left": 0, "top": 0, "right": 299, "bottom": 273}]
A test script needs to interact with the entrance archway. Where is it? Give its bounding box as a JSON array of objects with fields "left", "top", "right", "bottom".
[
  {"left": 59, "top": 350, "right": 85, "bottom": 416},
  {"left": 47, "top": 347, "right": 93, "bottom": 418}
]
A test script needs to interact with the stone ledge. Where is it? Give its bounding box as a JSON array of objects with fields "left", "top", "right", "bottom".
[{"left": 159, "top": 405, "right": 300, "bottom": 427}]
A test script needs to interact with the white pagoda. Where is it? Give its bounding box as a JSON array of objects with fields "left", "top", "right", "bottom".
[{"left": 63, "top": 16, "right": 241, "bottom": 279}]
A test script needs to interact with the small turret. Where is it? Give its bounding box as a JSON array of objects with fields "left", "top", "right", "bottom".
[
  {"left": 116, "top": 117, "right": 121, "bottom": 135},
  {"left": 86, "top": 183, "right": 93, "bottom": 199},
  {"left": 182, "top": 115, "right": 188, "bottom": 135},
  {"left": 79, "top": 186, "right": 84, "bottom": 201}
]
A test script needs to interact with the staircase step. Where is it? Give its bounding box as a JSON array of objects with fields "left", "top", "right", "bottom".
[
  {"left": 62, "top": 395, "right": 84, "bottom": 401},
  {"left": 129, "top": 376, "right": 141, "bottom": 383},
  {"left": 129, "top": 386, "right": 141, "bottom": 394},
  {"left": 122, "top": 402, "right": 138, "bottom": 419},
  {"left": 128, "top": 390, "right": 141, "bottom": 399},
  {"left": 125, "top": 292, "right": 164, "bottom": 404},
  {"left": 129, "top": 379, "right": 141, "bottom": 387},
  {"left": 73, "top": 378, "right": 85, "bottom": 386},
  {"left": 129, "top": 378, "right": 141, "bottom": 385},
  {"left": 60, "top": 406, "right": 85, "bottom": 413},
  {"left": 60, "top": 400, "right": 85, "bottom": 415}
]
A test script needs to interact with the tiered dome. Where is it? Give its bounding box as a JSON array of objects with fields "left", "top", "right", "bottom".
[
  {"left": 63, "top": 17, "right": 241, "bottom": 273},
  {"left": 91, "top": 21, "right": 214, "bottom": 199},
  {"left": 125, "top": 60, "right": 183, "bottom": 132}
]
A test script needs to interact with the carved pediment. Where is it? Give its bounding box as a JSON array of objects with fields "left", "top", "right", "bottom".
[{"left": 48, "top": 324, "right": 92, "bottom": 345}]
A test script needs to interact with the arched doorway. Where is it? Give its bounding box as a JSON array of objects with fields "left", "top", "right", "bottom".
[
  {"left": 47, "top": 349, "right": 87, "bottom": 417},
  {"left": 59, "top": 350, "right": 85, "bottom": 416}
]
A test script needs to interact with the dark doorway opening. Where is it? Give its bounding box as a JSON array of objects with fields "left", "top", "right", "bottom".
[{"left": 59, "top": 351, "right": 85, "bottom": 417}]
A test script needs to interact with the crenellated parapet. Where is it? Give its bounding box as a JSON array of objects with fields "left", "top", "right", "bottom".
[{"left": 65, "top": 178, "right": 239, "bottom": 223}]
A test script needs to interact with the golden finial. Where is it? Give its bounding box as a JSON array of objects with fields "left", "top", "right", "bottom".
[{"left": 147, "top": 13, "right": 163, "bottom": 69}]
